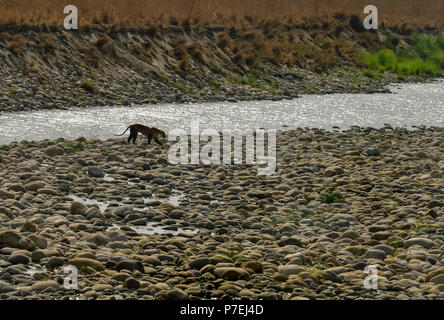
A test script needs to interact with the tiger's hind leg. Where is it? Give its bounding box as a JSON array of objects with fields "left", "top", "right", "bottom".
[{"left": 132, "top": 131, "right": 138, "bottom": 144}]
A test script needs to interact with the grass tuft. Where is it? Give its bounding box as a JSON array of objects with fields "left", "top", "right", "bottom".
[{"left": 320, "top": 188, "right": 344, "bottom": 204}]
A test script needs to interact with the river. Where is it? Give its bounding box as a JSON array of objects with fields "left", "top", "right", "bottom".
[{"left": 0, "top": 81, "right": 443, "bottom": 144}]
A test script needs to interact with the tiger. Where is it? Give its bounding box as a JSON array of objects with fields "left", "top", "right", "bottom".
[{"left": 115, "top": 124, "right": 166, "bottom": 145}]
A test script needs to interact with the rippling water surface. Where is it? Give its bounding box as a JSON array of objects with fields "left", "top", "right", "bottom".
[{"left": 0, "top": 81, "right": 443, "bottom": 144}]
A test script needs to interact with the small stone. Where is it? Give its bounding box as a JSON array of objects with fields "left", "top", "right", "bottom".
[
  {"left": 299, "top": 219, "right": 314, "bottom": 226},
  {"left": 28, "top": 234, "right": 48, "bottom": 249},
  {"left": 45, "top": 146, "right": 64, "bottom": 157},
  {"left": 70, "top": 201, "right": 88, "bottom": 215},
  {"left": 38, "top": 188, "right": 60, "bottom": 196},
  {"left": 0, "top": 188, "right": 15, "bottom": 199},
  {"left": 115, "top": 260, "right": 144, "bottom": 273},
  {"left": 188, "top": 257, "right": 210, "bottom": 270},
  {"left": 344, "top": 246, "right": 367, "bottom": 256},
  {"left": 430, "top": 274, "right": 444, "bottom": 285},
  {"left": 125, "top": 277, "right": 140, "bottom": 290},
  {"left": 364, "top": 249, "right": 386, "bottom": 260},
  {"left": 371, "top": 231, "right": 391, "bottom": 240},
  {"left": 87, "top": 233, "right": 110, "bottom": 246},
  {"left": 31, "top": 280, "right": 60, "bottom": 291},
  {"left": 21, "top": 222, "right": 37, "bottom": 233},
  {"left": 88, "top": 166, "right": 104, "bottom": 178},
  {"left": 142, "top": 256, "right": 162, "bottom": 266},
  {"left": 31, "top": 250, "right": 46, "bottom": 262},
  {"left": 323, "top": 270, "right": 342, "bottom": 283},
  {"left": 0, "top": 206, "right": 13, "bottom": 218},
  {"left": 68, "top": 258, "right": 105, "bottom": 271},
  {"left": 427, "top": 200, "right": 442, "bottom": 209},
  {"left": 0, "top": 230, "right": 35, "bottom": 251},
  {"left": 0, "top": 280, "right": 15, "bottom": 293},
  {"left": 112, "top": 206, "right": 134, "bottom": 218},
  {"left": 373, "top": 244, "right": 394, "bottom": 256},
  {"left": 107, "top": 154, "right": 123, "bottom": 162},
  {"left": 165, "top": 288, "right": 189, "bottom": 300},
  {"left": 273, "top": 274, "right": 289, "bottom": 282},
  {"left": 278, "top": 265, "right": 305, "bottom": 276},
  {"left": 112, "top": 273, "right": 131, "bottom": 282},
  {"left": 341, "top": 231, "right": 360, "bottom": 239},
  {"left": 425, "top": 267, "right": 444, "bottom": 282},
  {"left": 430, "top": 284, "right": 444, "bottom": 293},
  {"left": 404, "top": 238, "right": 436, "bottom": 249},
  {"left": 47, "top": 257, "right": 65, "bottom": 269},
  {"left": 8, "top": 253, "right": 30, "bottom": 265},
  {"left": 241, "top": 261, "right": 263, "bottom": 273},
  {"left": 213, "top": 267, "right": 250, "bottom": 280},
  {"left": 246, "top": 190, "right": 272, "bottom": 199},
  {"left": 92, "top": 283, "right": 114, "bottom": 291},
  {"left": 365, "top": 147, "right": 381, "bottom": 156},
  {"left": 24, "top": 181, "right": 46, "bottom": 192},
  {"left": 324, "top": 166, "right": 344, "bottom": 177}
]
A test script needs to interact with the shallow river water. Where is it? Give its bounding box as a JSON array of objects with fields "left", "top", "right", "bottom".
[{"left": 0, "top": 81, "right": 442, "bottom": 144}]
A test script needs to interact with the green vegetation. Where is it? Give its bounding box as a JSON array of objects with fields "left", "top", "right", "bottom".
[
  {"left": 174, "top": 81, "right": 189, "bottom": 94},
  {"left": 71, "top": 166, "right": 82, "bottom": 175},
  {"left": 21, "top": 140, "right": 30, "bottom": 148},
  {"left": 209, "top": 80, "right": 221, "bottom": 91},
  {"left": 80, "top": 80, "right": 96, "bottom": 93},
  {"left": 320, "top": 188, "right": 344, "bottom": 204},
  {"left": 411, "top": 218, "right": 430, "bottom": 233},
  {"left": 236, "top": 73, "right": 263, "bottom": 89},
  {"left": 264, "top": 76, "right": 280, "bottom": 90},
  {"left": 391, "top": 239, "right": 402, "bottom": 256},
  {"left": 218, "top": 249, "right": 246, "bottom": 263},
  {"left": 0, "top": 145, "right": 9, "bottom": 151},
  {"left": 65, "top": 142, "right": 84, "bottom": 151},
  {"left": 103, "top": 149, "right": 114, "bottom": 155},
  {"left": 360, "top": 34, "right": 444, "bottom": 77},
  {"left": 7, "top": 87, "right": 18, "bottom": 96},
  {"left": 305, "top": 265, "right": 324, "bottom": 279}
]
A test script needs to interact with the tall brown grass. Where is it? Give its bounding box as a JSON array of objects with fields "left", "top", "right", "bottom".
[{"left": 0, "top": 0, "right": 442, "bottom": 28}]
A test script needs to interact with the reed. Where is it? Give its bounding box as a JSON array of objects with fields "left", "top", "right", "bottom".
[{"left": 0, "top": 0, "right": 442, "bottom": 28}]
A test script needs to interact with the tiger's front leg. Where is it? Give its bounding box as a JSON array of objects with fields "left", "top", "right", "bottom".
[{"left": 154, "top": 137, "right": 163, "bottom": 146}]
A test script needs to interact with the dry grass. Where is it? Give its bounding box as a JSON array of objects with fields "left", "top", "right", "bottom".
[
  {"left": 7, "top": 34, "right": 28, "bottom": 55},
  {"left": 0, "top": 0, "right": 442, "bottom": 28}
]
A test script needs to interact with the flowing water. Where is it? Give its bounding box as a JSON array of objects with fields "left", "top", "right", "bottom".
[{"left": 0, "top": 81, "right": 443, "bottom": 144}]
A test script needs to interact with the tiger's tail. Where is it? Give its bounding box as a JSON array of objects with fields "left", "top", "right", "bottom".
[{"left": 115, "top": 126, "right": 131, "bottom": 136}]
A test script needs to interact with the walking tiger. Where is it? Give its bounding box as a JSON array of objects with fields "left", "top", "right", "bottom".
[{"left": 116, "top": 124, "right": 166, "bottom": 145}]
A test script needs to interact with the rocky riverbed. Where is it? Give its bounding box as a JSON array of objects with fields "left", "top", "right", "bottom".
[{"left": 0, "top": 126, "right": 443, "bottom": 300}]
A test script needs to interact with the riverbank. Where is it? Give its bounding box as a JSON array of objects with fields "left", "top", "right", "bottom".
[
  {"left": 0, "top": 127, "right": 443, "bottom": 300},
  {"left": 0, "top": 18, "right": 442, "bottom": 113}
]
